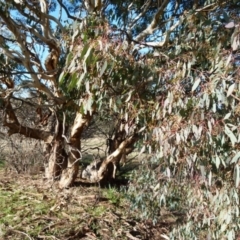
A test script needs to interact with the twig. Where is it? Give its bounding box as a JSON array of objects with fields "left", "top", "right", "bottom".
[
  {"left": 126, "top": 232, "right": 141, "bottom": 240},
  {"left": 38, "top": 235, "right": 60, "bottom": 239},
  {"left": 9, "top": 228, "right": 33, "bottom": 240}
]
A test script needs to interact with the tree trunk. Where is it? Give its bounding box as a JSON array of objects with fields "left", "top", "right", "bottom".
[
  {"left": 81, "top": 135, "right": 138, "bottom": 184},
  {"left": 59, "top": 111, "right": 92, "bottom": 188},
  {"left": 104, "top": 119, "right": 136, "bottom": 180},
  {"left": 44, "top": 140, "right": 67, "bottom": 179},
  {"left": 98, "top": 134, "right": 138, "bottom": 182},
  {"left": 80, "top": 119, "right": 138, "bottom": 184}
]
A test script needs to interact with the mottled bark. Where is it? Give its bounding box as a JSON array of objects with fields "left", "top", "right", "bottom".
[
  {"left": 98, "top": 134, "right": 138, "bottom": 182},
  {"left": 59, "top": 111, "right": 92, "bottom": 188},
  {"left": 104, "top": 120, "right": 137, "bottom": 179},
  {"left": 81, "top": 133, "right": 138, "bottom": 183}
]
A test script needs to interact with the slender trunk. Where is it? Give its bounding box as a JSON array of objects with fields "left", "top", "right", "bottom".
[
  {"left": 81, "top": 133, "right": 138, "bottom": 183},
  {"left": 98, "top": 134, "right": 138, "bottom": 182},
  {"left": 104, "top": 120, "right": 136, "bottom": 180}
]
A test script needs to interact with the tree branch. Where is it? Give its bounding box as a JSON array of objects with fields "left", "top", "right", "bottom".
[
  {"left": 134, "top": 1, "right": 218, "bottom": 46},
  {"left": 0, "top": 4, "right": 63, "bottom": 102},
  {"left": 2, "top": 98, "right": 54, "bottom": 142},
  {"left": 134, "top": 0, "right": 169, "bottom": 41},
  {"left": 56, "top": 0, "right": 83, "bottom": 22},
  {"left": 128, "top": 0, "right": 152, "bottom": 31}
]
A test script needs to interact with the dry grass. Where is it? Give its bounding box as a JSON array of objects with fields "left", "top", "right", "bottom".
[
  {"left": 0, "top": 133, "right": 165, "bottom": 239},
  {"left": 0, "top": 134, "right": 45, "bottom": 174},
  {"left": 0, "top": 170, "right": 167, "bottom": 240}
]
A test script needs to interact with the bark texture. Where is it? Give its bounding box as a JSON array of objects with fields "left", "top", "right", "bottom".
[
  {"left": 81, "top": 119, "right": 138, "bottom": 183},
  {"left": 59, "top": 112, "right": 92, "bottom": 188}
]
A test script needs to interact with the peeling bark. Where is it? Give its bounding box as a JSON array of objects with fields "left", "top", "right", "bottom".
[
  {"left": 80, "top": 118, "right": 138, "bottom": 183},
  {"left": 98, "top": 134, "right": 138, "bottom": 182},
  {"left": 81, "top": 133, "right": 138, "bottom": 184},
  {"left": 106, "top": 119, "right": 136, "bottom": 175},
  {"left": 59, "top": 111, "right": 93, "bottom": 188}
]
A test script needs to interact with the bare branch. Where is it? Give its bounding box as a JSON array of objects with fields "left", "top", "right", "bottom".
[
  {"left": 133, "top": 1, "right": 218, "bottom": 48},
  {"left": 128, "top": 0, "right": 151, "bottom": 31},
  {"left": 2, "top": 99, "right": 53, "bottom": 142},
  {"left": 0, "top": 3, "right": 64, "bottom": 101},
  {"left": 56, "top": 0, "right": 83, "bottom": 22},
  {"left": 134, "top": 0, "right": 169, "bottom": 41},
  {"left": 0, "top": 40, "right": 24, "bottom": 64},
  {"left": 139, "top": 16, "right": 184, "bottom": 47},
  {"left": 12, "top": 1, "right": 64, "bottom": 32}
]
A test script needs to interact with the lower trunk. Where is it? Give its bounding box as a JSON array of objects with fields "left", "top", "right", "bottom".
[
  {"left": 44, "top": 140, "right": 67, "bottom": 179},
  {"left": 59, "top": 112, "right": 92, "bottom": 188},
  {"left": 100, "top": 134, "right": 137, "bottom": 182},
  {"left": 58, "top": 137, "right": 80, "bottom": 188},
  {"left": 81, "top": 133, "right": 138, "bottom": 183},
  {"left": 104, "top": 120, "right": 136, "bottom": 180}
]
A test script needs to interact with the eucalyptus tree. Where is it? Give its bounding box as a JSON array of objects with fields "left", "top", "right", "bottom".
[{"left": 0, "top": 0, "right": 239, "bottom": 204}]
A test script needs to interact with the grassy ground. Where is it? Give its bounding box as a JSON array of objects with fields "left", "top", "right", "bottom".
[
  {"left": 0, "top": 168, "right": 167, "bottom": 240},
  {"left": 0, "top": 133, "right": 168, "bottom": 239}
]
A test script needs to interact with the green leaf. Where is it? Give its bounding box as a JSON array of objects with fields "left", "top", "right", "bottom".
[
  {"left": 109, "top": 98, "right": 112, "bottom": 108},
  {"left": 224, "top": 112, "right": 231, "bottom": 120},
  {"left": 85, "top": 95, "right": 93, "bottom": 114},
  {"left": 71, "top": 29, "right": 79, "bottom": 42},
  {"left": 59, "top": 71, "right": 65, "bottom": 84},
  {"left": 83, "top": 46, "right": 94, "bottom": 65},
  {"left": 225, "top": 54, "right": 232, "bottom": 67},
  {"left": 99, "top": 61, "right": 108, "bottom": 77},
  {"left": 125, "top": 90, "right": 133, "bottom": 103},
  {"left": 220, "top": 223, "right": 227, "bottom": 233},
  {"left": 192, "top": 125, "right": 198, "bottom": 136},
  {"left": 231, "top": 151, "right": 240, "bottom": 164},
  {"left": 192, "top": 77, "right": 201, "bottom": 92},
  {"left": 85, "top": 81, "right": 90, "bottom": 93},
  {"left": 227, "top": 83, "right": 235, "bottom": 97},
  {"left": 67, "top": 73, "right": 78, "bottom": 91},
  {"left": 66, "top": 52, "right": 73, "bottom": 65},
  {"left": 218, "top": 209, "right": 227, "bottom": 224},
  {"left": 224, "top": 125, "right": 237, "bottom": 146},
  {"left": 182, "top": 63, "right": 186, "bottom": 77},
  {"left": 80, "top": 44, "right": 90, "bottom": 60},
  {"left": 228, "top": 230, "right": 234, "bottom": 240},
  {"left": 232, "top": 35, "right": 239, "bottom": 51},
  {"left": 176, "top": 133, "right": 181, "bottom": 144},
  {"left": 215, "top": 155, "right": 220, "bottom": 169},
  {"left": 221, "top": 158, "right": 226, "bottom": 168},
  {"left": 234, "top": 165, "right": 240, "bottom": 188},
  {"left": 208, "top": 171, "right": 212, "bottom": 186},
  {"left": 77, "top": 72, "right": 87, "bottom": 89}
]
